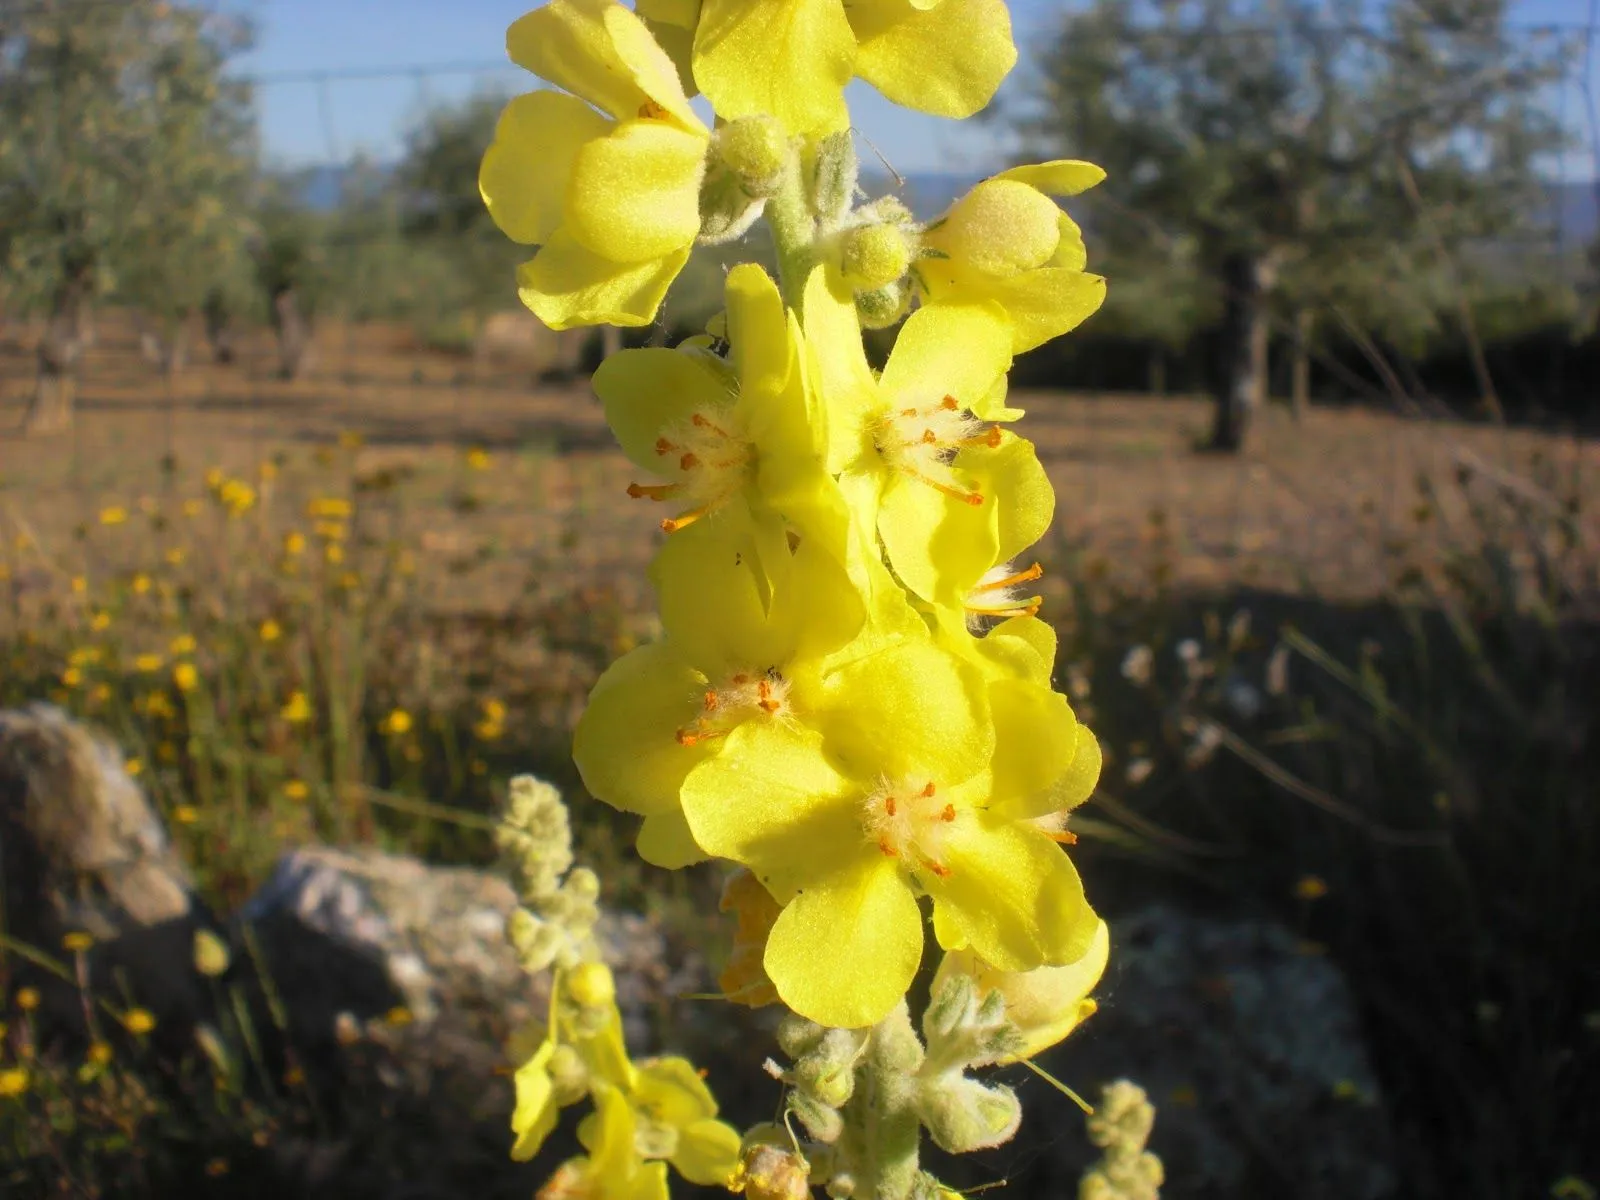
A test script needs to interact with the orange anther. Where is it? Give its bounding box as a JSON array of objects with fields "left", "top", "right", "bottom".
[
  {"left": 940, "top": 395, "right": 959, "bottom": 410},
  {"left": 921, "top": 429, "right": 939, "bottom": 444},
  {"left": 925, "top": 860, "right": 952, "bottom": 878},
  {"left": 703, "top": 691, "right": 720, "bottom": 712},
  {"left": 628, "top": 482, "right": 678, "bottom": 501},
  {"left": 940, "top": 804, "right": 956, "bottom": 822},
  {"left": 879, "top": 837, "right": 897, "bottom": 857},
  {"left": 1048, "top": 829, "right": 1079, "bottom": 845},
  {"left": 885, "top": 795, "right": 897, "bottom": 816},
  {"left": 654, "top": 437, "right": 677, "bottom": 455},
  {"left": 679, "top": 452, "right": 700, "bottom": 470},
  {"left": 731, "top": 674, "right": 748, "bottom": 685},
  {"left": 690, "top": 413, "right": 732, "bottom": 438},
  {"left": 638, "top": 100, "right": 668, "bottom": 120},
  {"left": 920, "top": 782, "right": 937, "bottom": 797}
]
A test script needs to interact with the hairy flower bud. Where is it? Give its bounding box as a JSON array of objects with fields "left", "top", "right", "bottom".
[
  {"left": 717, "top": 116, "right": 790, "bottom": 197},
  {"left": 855, "top": 280, "right": 910, "bottom": 329},
  {"left": 567, "top": 961, "right": 616, "bottom": 1010},
  {"left": 916, "top": 1077, "right": 1022, "bottom": 1154},
  {"left": 837, "top": 223, "right": 913, "bottom": 291},
  {"left": 740, "top": 1143, "right": 812, "bottom": 1200}
]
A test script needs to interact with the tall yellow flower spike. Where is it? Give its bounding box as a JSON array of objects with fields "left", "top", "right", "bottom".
[{"left": 484, "top": 0, "right": 1124, "bottom": 1192}]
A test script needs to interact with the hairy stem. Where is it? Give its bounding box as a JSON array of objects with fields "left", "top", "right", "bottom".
[{"left": 764, "top": 155, "right": 817, "bottom": 311}]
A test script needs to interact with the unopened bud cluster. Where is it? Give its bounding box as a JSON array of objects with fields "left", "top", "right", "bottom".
[{"left": 496, "top": 774, "right": 599, "bottom": 972}]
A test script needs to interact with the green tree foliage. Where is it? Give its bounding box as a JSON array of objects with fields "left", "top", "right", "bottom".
[
  {"left": 0, "top": 0, "right": 256, "bottom": 432},
  {"left": 1015, "top": 0, "right": 1572, "bottom": 448}
]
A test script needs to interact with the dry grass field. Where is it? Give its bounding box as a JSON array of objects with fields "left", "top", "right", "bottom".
[{"left": 4, "top": 314, "right": 1595, "bottom": 614}]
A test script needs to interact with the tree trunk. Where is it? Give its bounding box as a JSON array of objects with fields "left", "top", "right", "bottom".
[
  {"left": 272, "top": 288, "right": 311, "bottom": 380},
  {"left": 203, "top": 291, "right": 235, "bottom": 365},
  {"left": 1147, "top": 347, "right": 1167, "bottom": 396},
  {"left": 1290, "top": 307, "right": 1313, "bottom": 421},
  {"left": 1208, "top": 251, "right": 1275, "bottom": 453},
  {"left": 23, "top": 264, "right": 93, "bottom": 437}
]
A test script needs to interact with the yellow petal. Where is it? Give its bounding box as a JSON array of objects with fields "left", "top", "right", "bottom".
[
  {"left": 764, "top": 857, "right": 921, "bottom": 1028},
  {"left": 674, "top": 1118, "right": 743, "bottom": 1186},
  {"left": 567, "top": 120, "right": 706, "bottom": 263},
  {"left": 802, "top": 267, "right": 879, "bottom": 474},
  {"left": 926, "top": 820, "right": 1096, "bottom": 971},
  {"left": 726, "top": 263, "right": 790, "bottom": 401},
  {"left": 479, "top": 92, "right": 609, "bottom": 245},
  {"left": 1051, "top": 724, "right": 1102, "bottom": 812},
  {"left": 638, "top": 810, "right": 708, "bottom": 868},
  {"left": 510, "top": 1041, "right": 558, "bottom": 1161},
  {"left": 518, "top": 232, "right": 690, "bottom": 328},
  {"left": 878, "top": 302, "right": 1012, "bottom": 412},
  {"left": 593, "top": 347, "right": 732, "bottom": 473},
  {"left": 849, "top": 0, "right": 1016, "bottom": 119},
  {"left": 992, "top": 159, "right": 1106, "bottom": 198},
  {"left": 507, "top": 0, "right": 700, "bottom": 128},
  {"left": 925, "top": 179, "right": 1062, "bottom": 275},
  {"left": 987, "top": 681, "right": 1080, "bottom": 816},
  {"left": 573, "top": 642, "right": 708, "bottom": 815},
  {"left": 694, "top": 0, "right": 854, "bottom": 133}
]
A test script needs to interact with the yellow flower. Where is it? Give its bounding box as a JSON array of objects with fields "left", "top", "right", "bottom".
[
  {"left": 61, "top": 667, "right": 83, "bottom": 688},
  {"left": 173, "top": 804, "right": 199, "bottom": 824},
  {"left": 1294, "top": 875, "right": 1329, "bottom": 901},
  {"left": 99, "top": 505, "right": 129, "bottom": 526},
  {"left": 126, "top": 757, "right": 144, "bottom": 777},
  {"left": 933, "top": 917, "right": 1110, "bottom": 1061},
  {"left": 283, "top": 779, "right": 310, "bottom": 801},
  {"left": 90, "top": 611, "right": 111, "bottom": 632},
  {"left": 480, "top": 0, "right": 711, "bottom": 329},
  {"left": 69, "top": 646, "right": 101, "bottom": 667},
  {"left": 86, "top": 1041, "right": 114, "bottom": 1067},
  {"left": 173, "top": 663, "right": 199, "bottom": 692},
  {"left": 384, "top": 1005, "right": 414, "bottom": 1028},
  {"left": 307, "top": 497, "right": 352, "bottom": 521},
  {"left": 134, "top": 653, "right": 164, "bottom": 673},
  {"left": 71, "top": 575, "right": 88, "bottom": 595},
  {"left": 465, "top": 447, "right": 492, "bottom": 471},
  {"left": 281, "top": 691, "right": 312, "bottom": 724},
  {"left": 219, "top": 479, "right": 257, "bottom": 515},
  {"left": 313, "top": 519, "right": 347, "bottom": 541},
  {"left": 259, "top": 618, "right": 283, "bottom": 643},
  {"left": 169, "top": 634, "right": 197, "bottom": 656},
  {"left": 165, "top": 547, "right": 186, "bottom": 566},
  {"left": 62, "top": 931, "right": 94, "bottom": 953},
  {"left": 917, "top": 162, "right": 1108, "bottom": 353},
  {"left": 283, "top": 532, "right": 307, "bottom": 557},
  {"left": 193, "top": 929, "right": 231, "bottom": 977},
  {"left": 16, "top": 986, "right": 41, "bottom": 1011},
  {"left": 0, "top": 1067, "right": 28, "bottom": 1097},
  {"left": 324, "top": 543, "right": 344, "bottom": 565},
  {"left": 677, "top": 0, "right": 1016, "bottom": 134},
  {"left": 122, "top": 1008, "right": 156, "bottom": 1035},
  {"left": 182, "top": 498, "right": 204, "bottom": 518},
  {"left": 90, "top": 684, "right": 112, "bottom": 705},
  {"left": 132, "top": 573, "right": 152, "bottom": 595},
  {"left": 204, "top": 467, "right": 225, "bottom": 490},
  {"left": 380, "top": 709, "right": 414, "bottom": 737}
]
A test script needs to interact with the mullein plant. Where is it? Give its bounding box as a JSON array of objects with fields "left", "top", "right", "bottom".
[{"left": 482, "top": 2, "right": 1131, "bottom": 1196}]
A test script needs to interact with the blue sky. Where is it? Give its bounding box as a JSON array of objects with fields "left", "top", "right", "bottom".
[{"left": 232, "top": 0, "right": 1598, "bottom": 177}]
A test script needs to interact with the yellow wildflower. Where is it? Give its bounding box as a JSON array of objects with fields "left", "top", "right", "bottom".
[
  {"left": 122, "top": 1008, "right": 156, "bottom": 1035},
  {"left": 86, "top": 1041, "right": 114, "bottom": 1067},
  {"left": 324, "top": 543, "right": 344, "bottom": 565},
  {"left": 16, "top": 987, "right": 41, "bottom": 1011},
  {"left": 219, "top": 479, "right": 257, "bottom": 515},
  {"left": 281, "top": 691, "right": 312, "bottom": 724},
  {"left": 204, "top": 467, "right": 225, "bottom": 490},
  {"left": 90, "top": 611, "right": 111, "bottom": 632},
  {"left": 132, "top": 573, "right": 152, "bottom": 595},
  {"left": 465, "top": 447, "right": 492, "bottom": 471},
  {"left": 182, "top": 498, "right": 204, "bottom": 518},
  {"left": 173, "top": 663, "right": 199, "bottom": 692},
  {"left": 169, "top": 634, "right": 197, "bottom": 656},
  {"left": 126, "top": 757, "right": 144, "bottom": 777},
  {"left": 283, "top": 531, "right": 307, "bottom": 556},
  {"left": 165, "top": 547, "right": 186, "bottom": 566},
  {"left": 99, "top": 505, "right": 129, "bottom": 526},
  {"left": 173, "top": 805, "right": 199, "bottom": 824},
  {"left": 380, "top": 709, "right": 415, "bottom": 737},
  {"left": 480, "top": 0, "right": 712, "bottom": 328},
  {"left": 62, "top": 931, "right": 94, "bottom": 953},
  {"left": 384, "top": 1006, "right": 414, "bottom": 1028},
  {"left": 134, "top": 653, "right": 164, "bottom": 673},
  {"left": 71, "top": 575, "right": 87, "bottom": 595},
  {"left": 672, "top": 0, "right": 1016, "bottom": 134},
  {"left": 0, "top": 1067, "right": 28, "bottom": 1097},
  {"left": 61, "top": 667, "right": 83, "bottom": 688},
  {"left": 313, "top": 519, "right": 347, "bottom": 541},
  {"left": 193, "top": 929, "right": 231, "bottom": 977},
  {"left": 338, "top": 430, "right": 364, "bottom": 450},
  {"left": 307, "top": 497, "right": 352, "bottom": 521},
  {"left": 1294, "top": 875, "right": 1329, "bottom": 901},
  {"left": 283, "top": 779, "right": 310, "bottom": 801}
]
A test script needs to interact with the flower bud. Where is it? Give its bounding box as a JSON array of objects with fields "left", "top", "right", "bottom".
[
  {"left": 740, "top": 1143, "right": 812, "bottom": 1200},
  {"left": 717, "top": 116, "right": 790, "bottom": 197},
  {"left": 811, "top": 131, "right": 858, "bottom": 225},
  {"left": 546, "top": 1043, "right": 589, "bottom": 1104},
  {"left": 837, "top": 223, "right": 913, "bottom": 291},
  {"left": 855, "top": 281, "right": 910, "bottom": 330},
  {"left": 192, "top": 928, "right": 231, "bottom": 978},
  {"left": 566, "top": 960, "right": 616, "bottom": 1010},
  {"left": 925, "top": 179, "right": 1061, "bottom": 276},
  {"left": 789, "top": 1087, "right": 844, "bottom": 1144},
  {"left": 931, "top": 918, "right": 1109, "bottom": 1062},
  {"left": 916, "top": 1077, "right": 1022, "bottom": 1154}
]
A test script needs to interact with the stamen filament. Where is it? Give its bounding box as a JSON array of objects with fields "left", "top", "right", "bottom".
[
  {"left": 662, "top": 505, "right": 710, "bottom": 533},
  {"left": 973, "top": 562, "right": 1044, "bottom": 593}
]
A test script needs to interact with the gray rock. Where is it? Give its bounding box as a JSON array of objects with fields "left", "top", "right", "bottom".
[
  {"left": 242, "top": 844, "right": 710, "bottom": 1092},
  {"left": 0, "top": 702, "right": 212, "bottom": 1039},
  {"left": 1018, "top": 905, "right": 1394, "bottom": 1200}
]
